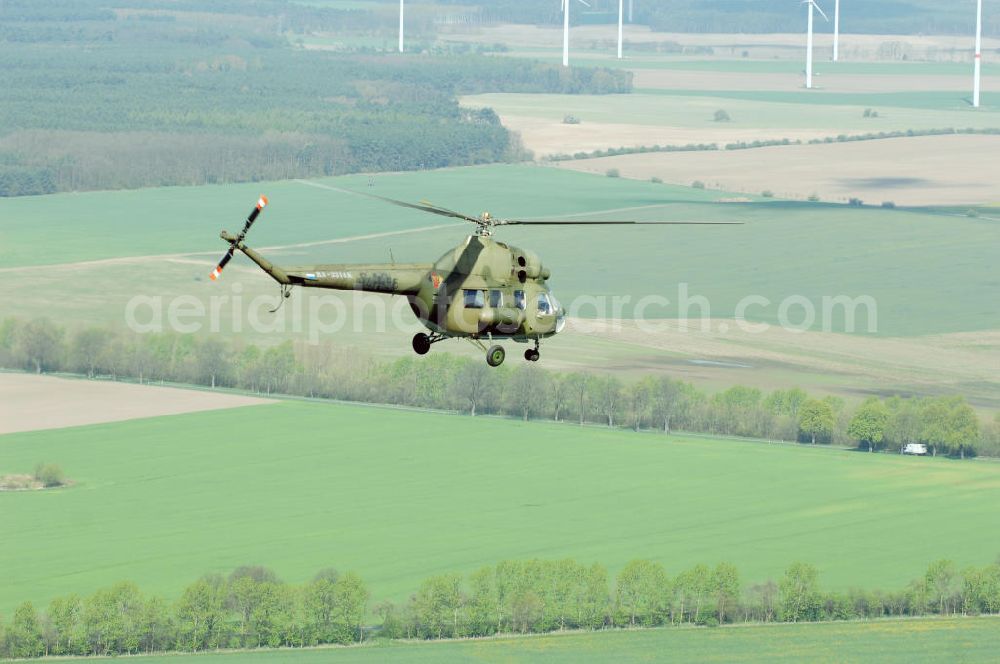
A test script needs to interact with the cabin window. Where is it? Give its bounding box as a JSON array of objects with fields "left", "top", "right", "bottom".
[
  {"left": 514, "top": 290, "right": 526, "bottom": 310},
  {"left": 536, "top": 293, "right": 552, "bottom": 315},
  {"left": 463, "top": 289, "right": 485, "bottom": 309},
  {"left": 489, "top": 290, "right": 504, "bottom": 308}
]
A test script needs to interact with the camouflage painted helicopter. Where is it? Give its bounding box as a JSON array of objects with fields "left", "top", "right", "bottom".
[{"left": 210, "top": 191, "right": 735, "bottom": 366}]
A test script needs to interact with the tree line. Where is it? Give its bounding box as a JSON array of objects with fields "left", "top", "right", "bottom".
[
  {"left": 0, "top": 566, "right": 368, "bottom": 659},
  {"left": 2, "top": 556, "right": 999, "bottom": 659},
  {"left": 2, "top": 317, "right": 997, "bottom": 458}
]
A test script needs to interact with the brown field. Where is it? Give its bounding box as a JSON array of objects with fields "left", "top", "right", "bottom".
[
  {"left": 0, "top": 373, "right": 272, "bottom": 435},
  {"left": 555, "top": 134, "right": 1000, "bottom": 206},
  {"left": 495, "top": 113, "right": 830, "bottom": 157}
]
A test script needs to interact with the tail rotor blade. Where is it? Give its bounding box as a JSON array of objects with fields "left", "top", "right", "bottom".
[
  {"left": 210, "top": 247, "right": 234, "bottom": 281},
  {"left": 210, "top": 194, "right": 268, "bottom": 281},
  {"left": 237, "top": 195, "right": 269, "bottom": 241}
]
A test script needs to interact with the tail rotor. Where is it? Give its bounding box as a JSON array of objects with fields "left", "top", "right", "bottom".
[{"left": 210, "top": 195, "right": 268, "bottom": 281}]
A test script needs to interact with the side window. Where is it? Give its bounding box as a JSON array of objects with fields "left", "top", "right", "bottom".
[
  {"left": 537, "top": 293, "right": 552, "bottom": 315},
  {"left": 514, "top": 290, "right": 526, "bottom": 310},
  {"left": 489, "top": 290, "right": 503, "bottom": 308},
  {"left": 463, "top": 289, "right": 485, "bottom": 308}
]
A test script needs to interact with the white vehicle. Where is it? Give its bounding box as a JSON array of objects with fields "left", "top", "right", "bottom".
[{"left": 902, "top": 443, "right": 928, "bottom": 456}]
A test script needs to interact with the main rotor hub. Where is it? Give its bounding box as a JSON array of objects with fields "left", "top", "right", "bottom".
[{"left": 476, "top": 212, "right": 496, "bottom": 236}]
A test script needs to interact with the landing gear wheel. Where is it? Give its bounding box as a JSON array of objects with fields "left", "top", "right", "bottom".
[
  {"left": 486, "top": 345, "right": 506, "bottom": 367},
  {"left": 524, "top": 349, "right": 540, "bottom": 362},
  {"left": 412, "top": 333, "right": 431, "bottom": 355}
]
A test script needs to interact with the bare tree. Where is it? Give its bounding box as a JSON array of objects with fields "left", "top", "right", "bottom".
[
  {"left": 195, "top": 339, "right": 230, "bottom": 389},
  {"left": 15, "top": 318, "right": 63, "bottom": 374},
  {"left": 453, "top": 361, "right": 493, "bottom": 416},
  {"left": 505, "top": 365, "right": 549, "bottom": 421},
  {"left": 599, "top": 376, "right": 623, "bottom": 428},
  {"left": 70, "top": 328, "right": 107, "bottom": 378},
  {"left": 565, "top": 373, "right": 592, "bottom": 425}
]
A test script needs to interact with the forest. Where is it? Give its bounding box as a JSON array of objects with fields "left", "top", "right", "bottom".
[
  {"left": 2, "top": 316, "right": 995, "bottom": 458},
  {"left": 1, "top": 556, "right": 998, "bottom": 659},
  {"left": 0, "top": 1, "right": 630, "bottom": 196}
]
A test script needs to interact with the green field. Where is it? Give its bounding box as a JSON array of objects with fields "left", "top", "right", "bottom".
[
  {"left": 71, "top": 617, "right": 1000, "bottom": 663},
  {"left": 3, "top": 399, "right": 1000, "bottom": 615},
  {"left": 463, "top": 92, "right": 1000, "bottom": 130},
  {"left": 2, "top": 165, "right": 998, "bottom": 338},
  {"left": 0, "top": 166, "right": 723, "bottom": 268}
]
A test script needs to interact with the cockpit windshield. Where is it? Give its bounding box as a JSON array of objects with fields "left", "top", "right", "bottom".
[{"left": 537, "top": 293, "right": 553, "bottom": 315}]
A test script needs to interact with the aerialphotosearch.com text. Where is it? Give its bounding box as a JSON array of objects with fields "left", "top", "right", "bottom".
[{"left": 124, "top": 283, "right": 878, "bottom": 342}]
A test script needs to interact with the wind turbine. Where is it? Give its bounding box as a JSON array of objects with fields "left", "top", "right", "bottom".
[
  {"left": 618, "top": 0, "right": 624, "bottom": 59},
  {"left": 832, "top": 0, "right": 840, "bottom": 61},
  {"left": 803, "top": 0, "right": 829, "bottom": 89},
  {"left": 974, "top": 0, "right": 983, "bottom": 107},
  {"left": 561, "top": 0, "right": 591, "bottom": 67},
  {"left": 398, "top": 0, "right": 404, "bottom": 53}
]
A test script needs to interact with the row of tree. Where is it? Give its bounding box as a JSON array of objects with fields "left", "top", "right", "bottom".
[
  {"left": 0, "top": 317, "right": 993, "bottom": 455},
  {"left": 2, "top": 317, "right": 996, "bottom": 457},
  {"left": 3, "top": 557, "right": 998, "bottom": 659},
  {"left": 381, "top": 557, "right": 1000, "bottom": 640},
  {"left": 0, "top": 566, "right": 368, "bottom": 659}
]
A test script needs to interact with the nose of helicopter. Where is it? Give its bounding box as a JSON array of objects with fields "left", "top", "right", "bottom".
[{"left": 556, "top": 306, "right": 567, "bottom": 333}]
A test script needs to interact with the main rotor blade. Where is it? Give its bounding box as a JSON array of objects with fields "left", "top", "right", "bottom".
[
  {"left": 373, "top": 196, "right": 480, "bottom": 223},
  {"left": 499, "top": 220, "right": 743, "bottom": 225},
  {"left": 309, "top": 182, "right": 481, "bottom": 224},
  {"left": 417, "top": 199, "right": 484, "bottom": 224}
]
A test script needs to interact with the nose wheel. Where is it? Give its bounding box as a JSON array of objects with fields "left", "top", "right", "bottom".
[{"left": 524, "top": 340, "right": 540, "bottom": 362}]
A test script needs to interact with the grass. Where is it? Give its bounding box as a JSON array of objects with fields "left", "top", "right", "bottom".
[
  {"left": 0, "top": 165, "right": 719, "bottom": 269},
  {"left": 69, "top": 617, "right": 1000, "bottom": 663},
  {"left": 271, "top": 182, "right": 999, "bottom": 338},
  {"left": 2, "top": 165, "right": 998, "bottom": 337},
  {"left": 0, "top": 176, "right": 417, "bottom": 269},
  {"left": 3, "top": 399, "right": 1000, "bottom": 615}
]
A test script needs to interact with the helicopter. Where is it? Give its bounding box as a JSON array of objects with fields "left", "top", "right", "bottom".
[{"left": 210, "top": 189, "right": 736, "bottom": 367}]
